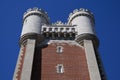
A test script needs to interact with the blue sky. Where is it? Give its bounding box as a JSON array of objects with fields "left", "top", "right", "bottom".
[{"left": 0, "top": 0, "right": 120, "bottom": 80}]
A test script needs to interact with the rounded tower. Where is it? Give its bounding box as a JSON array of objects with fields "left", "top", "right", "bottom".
[
  {"left": 20, "top": 7, "right": 50, "bottom": 45},
  {"left": 68, "top": 8, "right": 99, "bottom": 48}
]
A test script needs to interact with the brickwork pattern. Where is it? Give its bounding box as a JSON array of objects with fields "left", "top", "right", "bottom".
[
  {"left": 41, "top": 43, "right": 90, "bottom": 80},
  {"left": 15, "top": 46, "right": 26, "bottom": 80}
]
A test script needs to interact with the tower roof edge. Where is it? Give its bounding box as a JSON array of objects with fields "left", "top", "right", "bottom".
[
  {"left": 23, "top": 7, "right": 50, "bottom": 24},
  {"left": 67, "top": 8, "right": 94, "bottom": 24}
]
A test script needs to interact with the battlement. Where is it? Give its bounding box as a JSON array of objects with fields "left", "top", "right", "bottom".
[
  {"left": 23, "top": 7, "right": 50, "bottom": 24},
  {"left": 68, "top": 8, "right": 94, "bottom": 24}
]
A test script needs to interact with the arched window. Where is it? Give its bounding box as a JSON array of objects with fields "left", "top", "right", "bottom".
[
  {"left": 56, "top": 46, "right": 63, "bottom": 54},
  {"left": 56, "top": 64, "right": 64, "bottom": 73}
]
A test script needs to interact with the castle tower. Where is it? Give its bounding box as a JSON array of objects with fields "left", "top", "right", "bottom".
[{"left": 13, "top": 7, "right": 106, "bottom": 80}]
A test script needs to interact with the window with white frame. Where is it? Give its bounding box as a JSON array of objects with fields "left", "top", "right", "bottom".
[
  {"left": 56, "top": 46, "right": 63, "bottom": 54},
  {"left": 56, "top": 64, "right": 64, "bottom": 73}
]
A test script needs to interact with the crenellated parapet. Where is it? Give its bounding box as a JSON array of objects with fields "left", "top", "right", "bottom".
[
  {"left": 68, "top": 8, "right": 94, "bottom": 24},
  {"left": 23, "top": 7, "right": 50, "bottom": 24}
]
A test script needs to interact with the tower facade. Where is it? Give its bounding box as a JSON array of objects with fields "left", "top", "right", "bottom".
[{"left": 13, "top": 7, "right": 106, "bottom": 80}]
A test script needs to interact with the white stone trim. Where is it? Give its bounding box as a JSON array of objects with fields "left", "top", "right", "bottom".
[
  {"left": 45, "top": 40, "right": 84, "bottom": 48},
  {"left": 20, "top": 39, "right": 36, "bottom": 80},
  {"left": 56, "top": 64, "right": 64, "bottom": 73},
  {"left": 84, "top": 40, "right": 101, "bottom": 80}
]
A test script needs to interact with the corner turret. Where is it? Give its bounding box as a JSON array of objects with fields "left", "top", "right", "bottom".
[
  {"left": 20, "top": 7, "right": 50, "bottom": 45},
  {"left": 68, "top": 8, "right": 99, "bottom": 48}
]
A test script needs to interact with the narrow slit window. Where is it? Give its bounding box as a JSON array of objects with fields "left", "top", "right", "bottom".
[
  {"left": 56, "top": 46, "right": 63, "bottom": 53},
  {"left": 56, "top": 64, "right": 64, "bottom": 73}
]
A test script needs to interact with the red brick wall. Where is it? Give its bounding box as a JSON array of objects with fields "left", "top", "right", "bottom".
[{"left": 41, "top": 43, "right": 90, "bottom": 80}]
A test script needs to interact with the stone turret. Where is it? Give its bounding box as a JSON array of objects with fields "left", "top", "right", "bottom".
[
  {"left": 20, "top": 7, "right": 50, "bottom": 45},
  {"left": 68, "top": 8, "right": 99, "bottom": 48}
]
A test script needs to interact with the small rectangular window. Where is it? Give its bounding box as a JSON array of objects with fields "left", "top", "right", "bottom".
[{"left": 56, "top": 64, "right": 64, "bottom": 73}]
